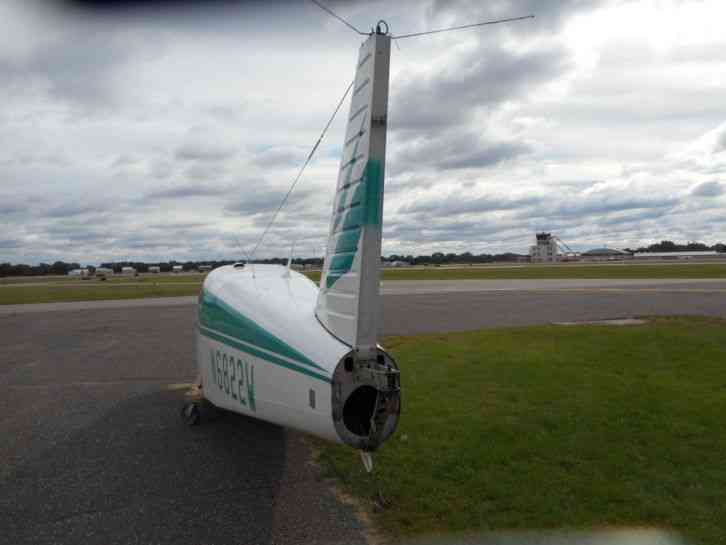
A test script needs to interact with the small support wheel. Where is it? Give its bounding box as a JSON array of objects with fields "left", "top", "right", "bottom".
[{"left": 181, "top": 402, "right": 201, "bottom": 426}]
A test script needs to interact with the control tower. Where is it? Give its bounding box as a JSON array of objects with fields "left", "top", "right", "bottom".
[{"left": 530, "top": 232, "right": 559, "bottom": 262}]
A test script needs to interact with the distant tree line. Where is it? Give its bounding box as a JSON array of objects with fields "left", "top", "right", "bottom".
[
  {"left": 0, "top": 261, "right": 82, "bottom": 277},
  {"left": 96, "top": 257, "right": 334, "bottom": 273},
  {"left": 0, "top": 258, "right": 323, "bottom": 277},
  {"left": 383, "top": 252, "right": 526, "bottom": 265},
  {"left": 623, "top": 240, "right": 726, "bottom": 253},
  {"left": 2, "top": 243, "right": 723, "bottom": 277}
]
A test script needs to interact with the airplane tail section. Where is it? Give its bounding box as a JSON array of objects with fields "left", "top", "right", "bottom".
[{"left": 315, "top": 30, "right": 391, "bottom": 355}]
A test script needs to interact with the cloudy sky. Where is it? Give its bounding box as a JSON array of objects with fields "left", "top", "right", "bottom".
[{"left": 1, "top": 0, "right": 725, "bottom": 264}]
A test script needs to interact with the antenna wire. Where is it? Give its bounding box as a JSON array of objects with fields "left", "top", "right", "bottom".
[
  {"left": 309, "top": 0, "right": 367, "bottom": 35},
  {"left": 393, "top": 15, "right": 534, "bottom": 40},
  {"left": 249, "top": 79, "right": 355, "bottom": 261}
]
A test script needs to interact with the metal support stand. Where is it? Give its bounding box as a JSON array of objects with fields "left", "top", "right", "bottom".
[
  {"left": 180, "top": 401, "right": 201, "bottom": 426},
  {"left": 180, "top": 376, "right": 221, "bottom": 426},
  {"left": 360, "top": 451, "right": 390, "bottom": 511}
]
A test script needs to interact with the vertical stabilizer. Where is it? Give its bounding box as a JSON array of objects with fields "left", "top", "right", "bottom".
[{"left": 316, "top": 31, "right": 391, "bottom": 355}]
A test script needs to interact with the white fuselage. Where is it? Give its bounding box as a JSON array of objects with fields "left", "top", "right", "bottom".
[
  {"left": 197, "top": 264, "right": 348, "bottom": 441},
  {"left": 196, "top": 264, "right": 400, "bottom": 450}
]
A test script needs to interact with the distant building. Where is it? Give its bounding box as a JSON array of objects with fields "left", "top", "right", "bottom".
[
  {"left": 68, "top": 268, "right": 90, "bottom": 278},
  {"left": 580, "top": 248, "right": 632, "bottom": 261},
  {"left": 95, "top": 267, "right": 113, "bottom": 279},
  {"left": 121, "top": 266, "right": 136, "bottom": 275},
  {"left": 172, "top": 265, "right": 184, "bottom": 273},
  {"left": 198, "top": 265, "right": 212, "bottom": 272},
  {"left": 633, "top": 251, "right": 722, "bottom": 260},
  {"left": 385, "top": 260, "right": 412, "bottom": 268},
  {"left": 148, "top": 266, "right": 161, "bottom": 273},
  {"left": 530, "top": 233, "right": 559, "bottom": 262}
]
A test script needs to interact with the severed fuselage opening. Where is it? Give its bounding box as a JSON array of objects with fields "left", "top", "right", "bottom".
[
  {"left": 332, "top": 348, "right": 401, "bottom": 451},
  {"left": 343, "top": 385, "right": 378, "bottom": 436}
]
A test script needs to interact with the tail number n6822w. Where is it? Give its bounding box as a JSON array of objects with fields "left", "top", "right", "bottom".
[{"left": 209, "top": 348, "right": 256, "bottom": 411}]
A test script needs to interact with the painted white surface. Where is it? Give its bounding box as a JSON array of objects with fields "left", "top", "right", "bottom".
[
  {"left": 197, "top": 264, "right": 349, "bottom": 440},
  {"left": 198, "top": 333, "right": 339, "bottom": 442},
  {"left": 316, "top": 32, "right": 391, "bottom": 354}
]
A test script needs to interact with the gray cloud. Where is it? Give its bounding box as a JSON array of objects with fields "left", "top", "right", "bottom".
[
  {"left": 691, "top": 181, "right": 724, "bottom": 197},
  {"left": 439, "top": 142, "right": 530, "bottom": 170},
  {"left": 0, "top": 152, "right": 69, "bottom": 167},
  {"left": 40, "top": 218, "right": 114, "bottom": 237},
  {"left": 185, "top": 162, "right": 225, "bottom": 181},
  {"left": 0, "top": 23, "right": 141, "bottom": 110},
  {"left": 550, "top": 194, "right": 679, "bottom": 219},
  {"left": 46, "top": 203, "right": 106, "bottom": 218},
  {"left": 400, "top": 193, "right": 541, "bottom": 216},
  {"left": 146, "top": 221, "right": 208, "bottom": 230},
  {"left": 0, "top": 238, "right": 22, "bottom": 248},
  {"left": 149, "top": 159, "right": 174, "bottom": 180},
  {"left": 385, "top": 216, "right": 525, "bottom": 248},
  {"left": 597, "top": 207, "right": 673, "bottom": 227},
  {"left": 145, "top": 183, "right": 229, "bottom": 200},
  {"left": 428, "top": 0, "right": 604, "bottom": 33},
  {"left": 175, "top": 142, "right": 236, "bottom": 162},
  {"left": 51, "top": 229, "right": 111, "bottom": 243},
  {"left": 715, "top": 126, "right": 726, "bottom": 153},
  {"left": 393, "top": 131, "right": 531, "bottom": 173},
  {"left": 112, "top": 237, "right": 176, "bottom": 250},
  {"left": 112, "top": 154, "right": 140, "bottom": 168},
  {"left": 225, "top": 185, "right": 313, "bottom": 216},
  {"left": 251, "top": 147, "right": 306, "bottom": 168},
  {"left": 0, "top": 203, "right": 25, "bottom": 215},
  {"left": 391, "top": 43, "right": 569, "bottom": 133},
  {"left": 394, "top": 183, "right": 683, "bottom": 250}
]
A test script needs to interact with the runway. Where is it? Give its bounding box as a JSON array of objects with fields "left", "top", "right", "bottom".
[
  {"left": 383, "top": 286, "right": 726, "bottom": 334},
  {"left": 2, "top": 278, "right": 725, "bottom": 323},
  {"left": 2, "top": 278, "right": 726, "bottom": 544}
]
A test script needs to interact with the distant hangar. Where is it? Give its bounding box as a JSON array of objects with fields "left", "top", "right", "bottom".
[{"left": 580, "top": 248, "right": 631, "bottom": 258}]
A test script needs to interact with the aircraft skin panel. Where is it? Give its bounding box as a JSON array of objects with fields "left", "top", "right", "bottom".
[
  {"left": 316, "top": 31, "right": 390, "bottom": 353},
  {"left": 198, "top": 265, "right": 348, "bottom": 374},
  {"left": 197, "top": 264, "right": 350, "bottom": 441},
  {"left": 198, "top": 331, "right": 339, "bottom": 442},
  {"left": 195, "top": 264, "right": 400, "bottom": 450},
  {"left": 199, "top": 291, "right": 328, "bottom": 375},
  {"left": 198, "top": 323, "right": 330, "bottom": 382}
]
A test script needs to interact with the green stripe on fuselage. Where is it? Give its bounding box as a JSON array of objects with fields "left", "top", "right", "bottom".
[
  {"left": 199, "top": 290, "right": 327, "bottom": 373},
  {"left": 198, "top": 326, "right": 331, "bottom": 383}
]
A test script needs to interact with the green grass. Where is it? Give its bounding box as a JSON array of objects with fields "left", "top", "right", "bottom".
[
  {"left": 305, "top": 263, "right": 726, "bottom": 283},
  {"left": 318, "top": 317, "right": 726, "bottom": 544},
  {"left": 0, "top": 273, "right": 204, "bottom": 286},
  {"left": 0, "top": 283, "right": 201, "bottom": 304},
  {"left": 104, "top": 274, "right": 205, "bottom": 284},
  {"left": 0, "top": 275, "right": 78, "bottom": 285},
  {"left": 0, "top": 273, "right": 205, "bottom": 304}
]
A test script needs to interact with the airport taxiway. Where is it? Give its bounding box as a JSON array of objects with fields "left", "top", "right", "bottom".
[
  {"left": 0, "top": 307, "right": 367, "bottom": 545},
  {"left": 2, "top": 278, "right": 726, "bottom": 325}
]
